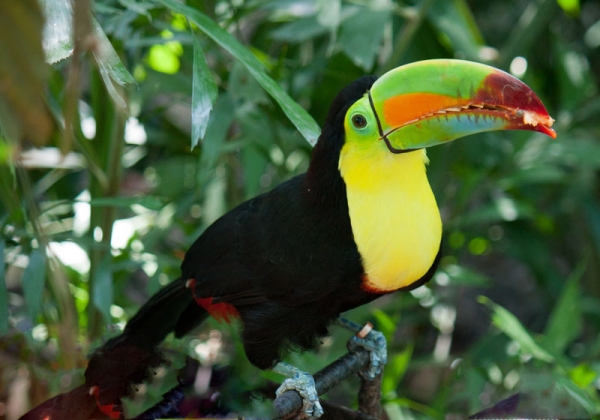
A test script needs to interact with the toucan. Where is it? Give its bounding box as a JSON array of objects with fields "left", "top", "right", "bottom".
[{"left": 85, "top": 59, "right": 555, "bottom": 418}]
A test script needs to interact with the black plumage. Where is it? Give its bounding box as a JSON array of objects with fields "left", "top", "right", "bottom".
[{"left": 87, "top": 74, "right": 440, "bottom": 399}]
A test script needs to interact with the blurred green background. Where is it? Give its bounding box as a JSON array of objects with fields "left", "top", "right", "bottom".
[{"left": 0, "top": 0, "right": 599, "bottom": 418}]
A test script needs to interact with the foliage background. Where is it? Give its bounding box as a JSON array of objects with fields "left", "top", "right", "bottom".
[{"left": 0, "top": 0, "right": 599, "bottom": 418}]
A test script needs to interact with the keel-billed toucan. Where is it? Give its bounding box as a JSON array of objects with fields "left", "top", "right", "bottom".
[{"left": 86, "top": 59, "right": 555, "bottom": 418}]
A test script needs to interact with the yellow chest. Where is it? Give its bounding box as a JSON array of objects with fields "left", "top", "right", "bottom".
[{"left": 339, "top": 148, "right": 442, "bottom": 292}]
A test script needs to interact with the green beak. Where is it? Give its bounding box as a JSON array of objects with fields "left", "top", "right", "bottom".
[{"left": 368, "top": 59, "right": 556, "bottom": 152}]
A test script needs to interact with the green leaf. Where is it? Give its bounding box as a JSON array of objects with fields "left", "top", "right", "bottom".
[
  {"left": 147, "top": 44, "right": 181, "bottom": 74},
  {"left": 372, "top": 308, "right": 397, "bottom": 342},
  {"left": 117, "top": 0, "right": 153, "bottom": 19},
  {"left": 557, "top": 0, "right": 580, "bottom": 16},
  {"left": 22, "top": 249, "right": 46, "bottom": 321},
  {"left": 92, "top": 256, "right": 113, "bottom": 323},
  {"left": 478, "top": 296, "right": 554, "bottom": 363},
  {"left": 570, "top": 363, "right": 598, "bottom": 389},
  {"left": 191, "top": 30, "right": 218, "bottom": 148},
  {"left": 339, "top": 7, "right": 390, "bottom": 71},
  {"left": 270, "top": 16, "right": 329, "bottom": 43},
  {"left": 543, "top": 259, "right": 586, "bottom": 354},
  {"left": 41, "top": 0, "right": 74, "bottom": 64},
  {"left": 0, "top": 240, "right": 8, "bottom": 334},
  {"left": 91, "top": 19, "right": 136, "bottom": 108},
  {"left": 316, "top": 0, "right": 341, "bottom": 31},
  {"left": 88, "top": 196, "right": 164, "bottom": 210},
  {"left": 155, "top": 0, "right": 321, "bottom": 146},
  {"left": 382, "top": 343, "right": 413, "bottom": 395},
  {"left": 41, "top": 0, "right": 135, "bottom": 107},
  {"left": 556, "top": 376, "right": 597, "bottom": 414},
  {"left": 427, "top": 0, "right": 484, "bottom": 60},
  {"left": 199, "top": 93, "right": 236, "bottom": 172}
]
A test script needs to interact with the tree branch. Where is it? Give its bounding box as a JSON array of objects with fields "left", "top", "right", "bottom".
[{"left": 274, "top": 349, "right": 382, "bottom": 419}]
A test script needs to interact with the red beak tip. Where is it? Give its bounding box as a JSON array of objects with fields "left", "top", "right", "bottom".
[{"left": 520, "top": 110, "right": 556, "bottom": 139}]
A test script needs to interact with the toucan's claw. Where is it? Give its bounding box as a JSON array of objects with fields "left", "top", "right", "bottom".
[
  {"left": 337, "top": 317, "right": 388, "bottom": 380},
  {"left": 273, "top": 362, "right": 323, "bottom": 419},
  {"left": 348, "top": 330, "right": 387, "bottom": 380}
]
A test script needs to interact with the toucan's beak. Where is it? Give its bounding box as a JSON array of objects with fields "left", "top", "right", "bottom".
[{"left": 369, "top": 59, "right": 556, "bottom": 152}]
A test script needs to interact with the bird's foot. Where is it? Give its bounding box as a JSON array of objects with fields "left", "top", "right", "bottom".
[
  {"left": 273, "top": 362, "right": 323, "bottom": 419},
  {"left": 337, "top": 318, "right": 387, "bottom": 380}
]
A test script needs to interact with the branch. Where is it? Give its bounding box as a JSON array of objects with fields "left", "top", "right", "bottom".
[{"left": 274, "top": 349, "right": 381, "bottom": 419}]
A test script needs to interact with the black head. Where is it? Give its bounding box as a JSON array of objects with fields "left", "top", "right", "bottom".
[
  {"left": 305, "top": 76, "right": 377, "bottom": 199},
  {"left": 321, "top": 75, "right": 378, "bottom": 146}
]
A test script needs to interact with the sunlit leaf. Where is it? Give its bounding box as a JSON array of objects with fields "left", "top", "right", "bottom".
[
  {"left": 147, "top": 44, "right": 181, "bottom": 74},
  {"left": 316, "top": 0, "right": 341, "bottom": 31},
  {"left": 41, "top": 0, "right": 135, "bottom": 107},
  {"left": 191, "top": 31, "right": 218, "bottom": 148},
  {"left": 557, "top": 0, "right": 580, "bottom": 16},
  {"left": 570, "top": 364, "right": 597, "bottom": 389},
  {"left": 41, "top": 0, "right": 74, "bottom": 63},
  {"left": 478, "top": 296, "right": 554, "bottom": 363},
  {"left": 156, "top": 0, "right": 321, "bottom": 145},
  {"left": 91, "top": 19, "right": 136, "bottom": 108},
  {"left": 22, "top": 249, "right": 46, "bottom": 321}
]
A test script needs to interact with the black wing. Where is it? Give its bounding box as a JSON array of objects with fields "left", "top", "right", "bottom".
[{"left": 180, "top": 174, "right": 364, "bottom": 308}]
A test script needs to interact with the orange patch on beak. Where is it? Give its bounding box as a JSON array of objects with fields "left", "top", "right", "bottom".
[{"left": 383, "top": 93, "right": 470, "bottom": 129}]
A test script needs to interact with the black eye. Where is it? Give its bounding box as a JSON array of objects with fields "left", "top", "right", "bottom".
[{"left": 352, "top": 114, "right": 367, "bottom": 129}]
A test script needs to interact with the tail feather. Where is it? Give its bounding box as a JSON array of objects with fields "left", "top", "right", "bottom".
[
  {"left": 122, "top": 278, "right": 202, "bottom": 347},
  {"left": 85, "top": 277, "right": 208, "bottom": 410}
]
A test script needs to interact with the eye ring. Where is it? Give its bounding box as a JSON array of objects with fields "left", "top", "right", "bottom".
[{"left": 351, "top": 114, "right": 368, "bottom": 129}]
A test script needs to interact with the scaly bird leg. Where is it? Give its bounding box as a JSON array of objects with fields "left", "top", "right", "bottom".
[
  {"left": 273, "top": 362, "right": 323, "bottom": 419},
  {"left": 336, "top": 317, "right": 387, "bottom": 380}
]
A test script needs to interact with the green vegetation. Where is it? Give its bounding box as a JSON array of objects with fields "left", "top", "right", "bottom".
[{"left": 0, "top": 0, "right": 599, "bottom": 418}]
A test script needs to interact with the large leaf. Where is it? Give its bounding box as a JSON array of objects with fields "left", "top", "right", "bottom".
[
  {"left": 156, "top": 0, "right": 321, "bottom": 146},
  {"left": 543, "top": 259, "right": 586, "bottom": 354},
  {"left": 556, "top": 376, "right": 598, "bottom": 414},
  {"left": 22, "top": 249, "right": 46, "bottom": 321},
  {"left": 41, "top": 0, "right": 135, "bottom": 107},
  {"left": 339, "top": 7, "right": 391, "bottom": 71},
  {"left": 478, "top": 296, "right": 554, "bottom": 363},
  {"left": 190, "top": 30, "right": 218, "bottom": 148},
  {"left": 91, "top": 19, "right": 136, "bottom": 108}
]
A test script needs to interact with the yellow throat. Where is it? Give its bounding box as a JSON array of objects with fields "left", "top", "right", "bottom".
[{"left": 339, "top": 146, "right": 442, "bottom": 292}]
